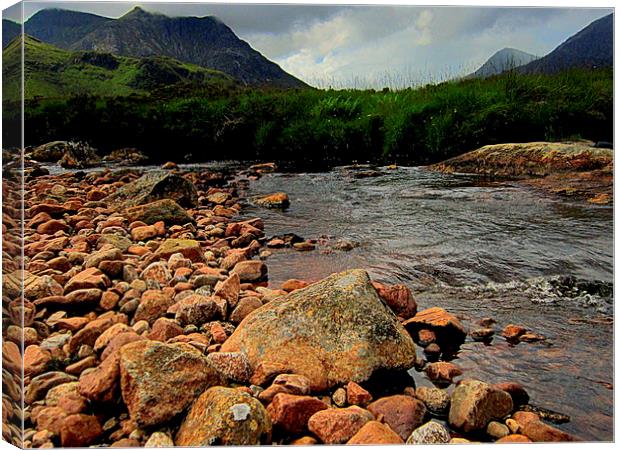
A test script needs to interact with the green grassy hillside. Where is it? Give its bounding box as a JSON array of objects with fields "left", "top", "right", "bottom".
[{"left": 2, "top": 35, "right": 236, "bottom": 101}]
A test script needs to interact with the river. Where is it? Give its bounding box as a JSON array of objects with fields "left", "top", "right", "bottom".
[
  {"left": 236, "top": 164, "right": 613, "bottom": 441},
  {"left": 44, "top": 161, "right": 613, "bottom": 440}
]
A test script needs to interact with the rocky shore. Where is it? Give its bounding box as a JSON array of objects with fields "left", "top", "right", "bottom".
[
  {"left": 431, "top": 141, "right": 613, "bottom": 205},
  {"left": 2, "top": 161, "right": 583, "bottom": 447}
]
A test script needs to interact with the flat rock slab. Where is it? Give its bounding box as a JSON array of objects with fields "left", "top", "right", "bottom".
[{"left": 222, "top": 269, "right": 417, "bottom": 392}]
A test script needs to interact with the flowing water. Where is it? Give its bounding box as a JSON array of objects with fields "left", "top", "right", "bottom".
[
  {"left": 45, "top": 161, "right": 613, "bottom": 440},
  {"left": 236, "top": 165, "right": 613, "bottom": 441}
]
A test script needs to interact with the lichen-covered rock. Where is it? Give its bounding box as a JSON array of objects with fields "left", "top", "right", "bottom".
[
  {"left": 222, "top": 269, "right": 417, "bottom": 392},
  {"left": 58, "top": 142, "right": 101, "bottom": 169},
  {"left": 119, "top": 340, "right": 224, "bottom": 427},
  {"left": 125, "top": 199, "right": 193, "bottom": 225},
  {"left": 176, "top": 387, "right": 272, "bottom": 445},
  {"left": 449, "top": 380, "right": 514, "bottom": 433},
  {"left": 106, "top": 171, "right": 198, "bottom": 209},
  {"left": 415, "top": 386, "right": 450, "bottom": 416},
  {"left": 153, "top": 239, "right": 204, "bottom": 262},
  {"left": 406, "top": 420, "right": 451, "bottom": 444}
]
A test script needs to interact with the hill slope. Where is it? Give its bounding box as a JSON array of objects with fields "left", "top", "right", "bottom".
[
  {"left": 518, "top": 13, "right": 613, "bottom": 74},
  {"left": 2, "top": 35, "right": 236, "bottom": 101},
  {"left": 23, "top": 7, "right": 306, "bottom": 88},
  {"left": 467, "top": 48, "right": 538, "bottom": 78}
]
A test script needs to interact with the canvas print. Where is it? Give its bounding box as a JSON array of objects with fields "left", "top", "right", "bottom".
[{"left": 1, "top": 1, "right": 614, "bottom": 447}]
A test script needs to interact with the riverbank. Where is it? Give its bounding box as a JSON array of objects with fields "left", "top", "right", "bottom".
[
  {"left": 430, "top": 141, "right": 613, "bottom": 204},
  {"left": 2, "top": 162, "right": 603, "bottom": 447}
]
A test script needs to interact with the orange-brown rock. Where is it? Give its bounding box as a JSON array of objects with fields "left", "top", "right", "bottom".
[
  {"left": 372, "top": 281, "right": 417, "bottom": 319},
  {"left": 502, "top": 324, "right": 527, "bottom": 340},
  {"left": 64, "top": 267, "right": 110, "bottom": 294},
  {"left": 134, "top": 290, "right": 174, "bottom": 324},
  {"left": 60, "top": 414, "right": 103, "bottom": 447},
  {"left": 403, "top": 307, "right": 466, "bottom": 344},
  {"left": 367, "top": 395, "right": 427, "bottom": 441},
  {"left": 214, "top": 273, "right": 241, "bottom": 307},
  {"left": 267, "top": 393, "right": 328, "bottom": 434},
  {"left": 346, "top": 381, "right": 373, "bottom": 406},
  {"left": 282, "top": 279, "right": 310, "bottom": 292},
  {"left": 231, "top": 260, "right": 268, "bottom": 283},
  {"left": 78, "top": 352, "right": 121, "bottom": 403},
  {"left": 493, "top": 382, "right": 530, "bottom": 406},
  {"left": 222, "top": 270, "right": 416, "bottom": 392},
  {"left": 425, "top": 361, "right": 463, "bottom": 385},
  {"left": 496, "top": 434, "right": 532, "bottom": 443},
  {"left": 24, "top": 345, "right": 51, "bottom": 377},
  {"left": 346, "top": 421, "right": 404, "bottom": 444},
  {"left": 512, "top": 411, "right": 578, "bottom": 442},
  {"left": 308, "top": 406, "right": 373, "bottom": 444},
  {"left": 148, "top": 317, "right": 184, "bottom": 341},
  {"left": 254, "top": 192, "right": 290, "bottom": 209}
]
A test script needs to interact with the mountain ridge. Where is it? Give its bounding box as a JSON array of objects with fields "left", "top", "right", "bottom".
[
  {"left": 517, "top": 13, "right": 613, "bottom": 74},
  {"left": 21, "top": 7, "right": 306, "bottom": 88}
]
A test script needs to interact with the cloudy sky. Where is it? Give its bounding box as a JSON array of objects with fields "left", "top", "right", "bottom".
[{"left": 5, "top": 1, "right": 613, "bottom": 88}]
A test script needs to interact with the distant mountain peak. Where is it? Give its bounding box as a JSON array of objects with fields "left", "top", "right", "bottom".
[
  {"left": 120, "top": 6, "right": 162, "bottom": 20},
  {"left": 467, "top": 47, "right": 538, "bottom": 79}
]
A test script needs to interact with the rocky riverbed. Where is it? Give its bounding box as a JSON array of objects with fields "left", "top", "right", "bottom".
[{"left": 1, "top": 161, "right": 597, "bottom": 447}]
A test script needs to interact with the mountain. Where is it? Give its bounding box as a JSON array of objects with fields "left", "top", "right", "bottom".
[
  {"left": 23, "top": 7, "right": 306, "bottom": 88},
  {"left": 467, "top": 48, "right": 538, "bottom": 78},
  {"left": 518, "top": 13, "right": 613, "bottom": 74},
  {"left": 2, "top": 34, "right": 236, "bottom": 101},
  {"left": 2, "top": 19, "right": 20, "bottom": 48}
]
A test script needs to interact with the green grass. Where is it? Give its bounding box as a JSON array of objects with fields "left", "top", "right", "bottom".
[
  {"left": 2, "top": 35, "right": 236, "bottom": 101},
  {"left": 4, "top": 55, "right": 612, "bottom": 166}
]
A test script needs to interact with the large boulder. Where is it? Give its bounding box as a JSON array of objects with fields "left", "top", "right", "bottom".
[
  {"left": 176, "top": 387, "right": 272, "bottom": 445},
  {"left": 221, "top": 269, "right": 417, "bottom": 392},
  {"left": 59, "top": 142, "right": 101, "bottom": 169},
  {"left": 106, "top": 171, "right": 198, "bottom": 209},
  {"left": 125, "top": 199, "right": 193, "bottom": 225},
  {"left": 31, "top": 141, "right": 70, "bottom": 162},
  {"left": 119, "top": 340, "right": 224, "bottom": 427},
  {"left": 448, "top": 380, "right": 514, "bottom": 433}
]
